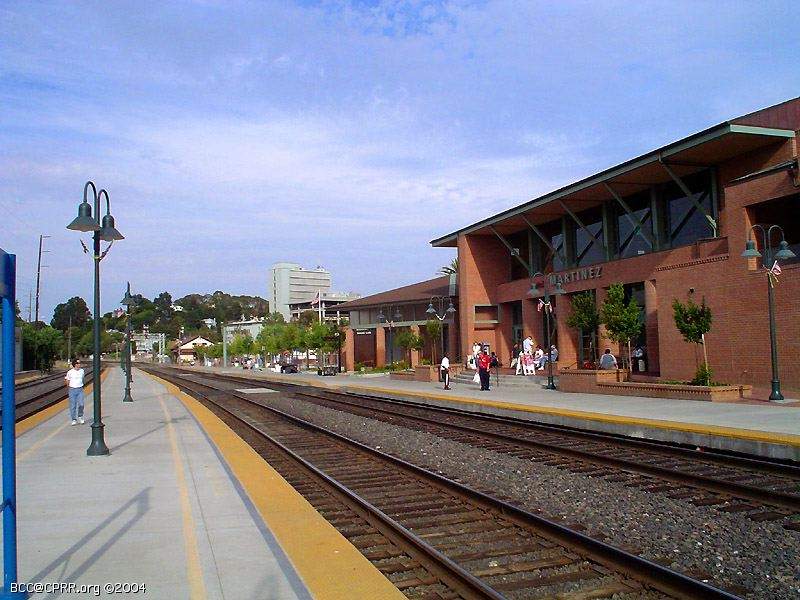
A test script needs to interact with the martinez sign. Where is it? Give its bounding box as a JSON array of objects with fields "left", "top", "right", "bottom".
[{"left": 549, "top": 265, "right": 603, "bottom": 286}]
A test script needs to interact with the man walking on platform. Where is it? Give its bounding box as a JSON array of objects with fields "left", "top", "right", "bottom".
[
  {"left": 440, "top": 355, "right": 451, "bottom": 390},
  {"left": 65, "top": 358, "right": 85, "bottom": 425},
  {"left": 477, "top": 349, "right": 492, "bottom": 391}
]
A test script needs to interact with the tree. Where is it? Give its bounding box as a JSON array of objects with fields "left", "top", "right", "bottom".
[
  {"left": 21, "top": 323, "right": 63, "bottom": 372},
  {"left": 228, "top": 334, "right": 254, "bottom": 358},
  {"left": 51, "top": 297, "right": 91, "bottom": 332},
  {"left": 424, "top": 320, "right": 443, "bottom": 364},
  {"left": 672, "top": 296, "right": 713, "bottom": 385},
  {"left": 75, "top": 328, "right": 121, "bottom": 357},
  {"left": 395, "top": 329, "right": 423, "bottom": 368},
  {"left": 264, "top": 312, "right": 286, "bottom": 324},
  {"left": 566, "top": 292, "right": 600, "bottom": 365},
  {"left": 296, "top": 310, "right": 317, "bottom": 328},
  {"left": 438, "top": 257, "right": 459, "bottom": 276},
  {"left": 599, "top": 283, "right": 642, "bottom": 369}
]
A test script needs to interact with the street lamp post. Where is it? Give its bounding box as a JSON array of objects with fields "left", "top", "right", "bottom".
[
  {"left": 120, "top": 282, "right": 136, "bottom": 403},
  {"left": 528, "top": 272, "right": 565, "bottom": 390},
  {"left": 741, "top": 225, "right": 796, "bottom": 401},
  {"left": 376, "top": 306, "right": 402, "bottom": 367},
  {"left": 66, "top": 181, "right": 124, "bottom": 456},
  {"left": 334, "top": 329, "right": 342, "bottom": 372},
  {"left": 425, "top": 296, "right": 456, "bottom": 362}
]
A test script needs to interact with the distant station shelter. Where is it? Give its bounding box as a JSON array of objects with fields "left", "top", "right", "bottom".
[
  {"left": 431, "top": 98, "right": 800, "bottom": 388},
  {"left": 336, "top": 276, "right": 459, "bottom": 371}
]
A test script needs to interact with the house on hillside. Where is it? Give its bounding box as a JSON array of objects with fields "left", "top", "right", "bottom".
[{"left": 171, "top": 336, "right": 213, "bottom": 364}]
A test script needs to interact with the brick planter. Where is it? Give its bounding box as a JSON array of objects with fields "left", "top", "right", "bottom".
[
  {"left": 597, "top": 381, "right": 752, "bottom": 401},
  {"left": 559, "top": 367, "right": 752, "bottom": 401},
  {"left": 389, "top": 371, "right": 415, "bottom": 381},
  {"left": 558, "top": 368, "right": 629, "bottom": 393}
]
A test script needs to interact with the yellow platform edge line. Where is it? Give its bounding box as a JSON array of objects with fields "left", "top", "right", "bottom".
[
  {"left": 210, "top": 370, "right": 800, "bottom": 448},
  {"left": 16, "top": 369, "right": 110, "bottom": 437},
  {"left": 349, "top": 384, "right": 800, "bottom": 447},
  {"left": 145, "top": 372, "right": 405, "bottom": 600}
]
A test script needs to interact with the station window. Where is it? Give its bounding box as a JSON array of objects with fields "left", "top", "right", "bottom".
[
  {"left": 573, "top": 207, "right": 605, "bottom": 267},
  {"left": 615, "top": 191, "right": 653, "bottom": 258},
  {"left": 507, "top": 231, "right": 531, "bottom": 281},
  {"left": 748, "top": 194, "right": 800, "bottom": 265},
  {"left": 541, "top": 220, "right": 566, "bottom": 272},
  {"left": 622, "top": 282, "right": 646, "bottom": 349},
  {"left": 664, "top": 170, "right": 715, "bottom": 248}
]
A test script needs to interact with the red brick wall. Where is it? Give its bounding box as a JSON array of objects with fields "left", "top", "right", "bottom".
[
  {"left": 456, "top": 140, "right": 800, "bottom": 387},
  {"left": 457, "top": 233, "right": 512, "bottom": 363}
]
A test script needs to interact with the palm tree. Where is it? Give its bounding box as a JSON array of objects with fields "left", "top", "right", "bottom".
[{"left": 438, "top": 257, "right": 459, "bottom": 276}]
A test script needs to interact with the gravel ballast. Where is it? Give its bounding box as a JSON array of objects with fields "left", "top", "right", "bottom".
[{"left": 265, "top": 394, "right": 800, "bottom": 600}]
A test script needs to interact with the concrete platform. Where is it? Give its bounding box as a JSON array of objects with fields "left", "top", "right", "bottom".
[
  {"left": 4, "top": 367, "right": 404, "bottom": 600},
  {"left": 191, "top": 366, "right": 800, "bottom": 461}
]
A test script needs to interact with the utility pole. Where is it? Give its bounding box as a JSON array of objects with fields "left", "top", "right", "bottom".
[
  {"left": 27, "top": 290, "right": 32, "bottom": 322},
  {"left": 67, "top": 315, "right": 72, "bottom": 360},
  {"left": 34, "top": 234, "right": 51, "bottom": 324}
]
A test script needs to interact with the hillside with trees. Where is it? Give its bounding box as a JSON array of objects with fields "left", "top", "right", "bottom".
[{"left": 19, "top": 290, "right": 270, "bottom": 369}]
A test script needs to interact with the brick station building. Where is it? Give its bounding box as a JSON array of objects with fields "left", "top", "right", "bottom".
[
  {"left": 431, "top": 98, "right": 800, "bottom": 390},
  {"left": 338, "top": 275, "right": 459, "bottom": 371}
]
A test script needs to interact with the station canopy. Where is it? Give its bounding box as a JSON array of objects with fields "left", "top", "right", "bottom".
[{"left": 431, "top": 100, "right": 798, "bottom": 247}]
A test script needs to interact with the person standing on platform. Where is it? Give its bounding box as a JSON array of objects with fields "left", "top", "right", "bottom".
[
  {"left": 477, "top": 349, "right": 492, "bottom": 391},
  {"left": 440, "top": 355, "right": 451, "bottom": 390},
  {"left": 64, "top": 358, "right": 85, "bottom": 425},
  {"left": 510, "top": 343, "right": 521, "bottom": 372},
  {"left": 472, "top": 341, "right": 482, "bottom": 369},
  {"left": 599, "top": 348, "right": 618, "bottom": 370}
]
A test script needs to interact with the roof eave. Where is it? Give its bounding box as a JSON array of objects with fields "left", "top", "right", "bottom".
[{"left": 430, "top": 122, "right": 795, "bottom": 245}]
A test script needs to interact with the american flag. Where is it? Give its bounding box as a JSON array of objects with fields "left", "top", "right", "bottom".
[{"left": 767, "top": 260, "right": 782, "bottom": 288}]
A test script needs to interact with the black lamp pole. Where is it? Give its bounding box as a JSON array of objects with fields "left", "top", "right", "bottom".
[
  {"left": 121, "top": 282, "right": 136, "bottom": 403},
  {"left": 529, "top": 271, "right": 565, "bottom": 390},
  {"left": 377, "top": 305, "right": 402, "bottom": 368},
  {"left": 425, "top": 296, "right": 456, "bottom": 362},
  {"left": 67, "top": 181, "right": 124, "bottom": 456},
  {"left": 742, "top": 225, "right": 796, "bottom": 401}
]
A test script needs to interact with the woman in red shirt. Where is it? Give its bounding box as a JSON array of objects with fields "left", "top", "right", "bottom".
[{"left": 477, "top": 350, "right": 492, "bottom": 391}]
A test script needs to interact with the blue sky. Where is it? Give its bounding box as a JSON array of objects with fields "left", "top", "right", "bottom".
[{"left": 2, "top": 1, "right": 799, "bottom": 320}]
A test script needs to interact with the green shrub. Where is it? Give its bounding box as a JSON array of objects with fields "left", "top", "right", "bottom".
[{"left": 691, "top": 363, "right": 713, "bottom": 386}]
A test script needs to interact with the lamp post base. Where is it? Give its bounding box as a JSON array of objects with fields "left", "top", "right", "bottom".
[
  {"left": 86, "top": 423, "right": 110, "bottom": 456},
  {"left": 769, "top": 380, "right": 784, "bottom": 402},
  {"left": 122, "top": 392, "right": 133, "bottom": 403},
  {"left": 545, "top": 379, "right": 557, "bottom": 390}
]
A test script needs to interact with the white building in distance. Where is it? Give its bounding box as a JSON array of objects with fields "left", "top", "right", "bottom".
[{"left": 270, "top": 262, "right": 331, "bottom": 321}]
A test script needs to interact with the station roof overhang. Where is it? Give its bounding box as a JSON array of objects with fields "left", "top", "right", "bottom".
[{"left": 430, "top": 123, "right": 795, "bottom": 247}]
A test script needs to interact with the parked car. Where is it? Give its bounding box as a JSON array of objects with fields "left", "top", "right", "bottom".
[{"left": 280, "top": 364, "right": 298, "bottom": 374}]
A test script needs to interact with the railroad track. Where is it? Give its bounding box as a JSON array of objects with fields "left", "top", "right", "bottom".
[
  {"left": 188, "top": 369, "right": 800, "bottom": 531},
  {"left": 143, "top": 365, "right": 738, "bottom": 600},
  {"left": 0, "top": 369, "right": 97, "bottom": 425}
]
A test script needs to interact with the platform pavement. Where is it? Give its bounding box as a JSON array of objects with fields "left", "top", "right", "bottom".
[
  {"left": 2, "top": 367, "right": 314, "bottom": 600},
  {"left": 191, "top": 365, "right": 800, "bottom": 460}
]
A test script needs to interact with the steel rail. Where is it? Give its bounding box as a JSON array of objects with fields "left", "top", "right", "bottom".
[
  {"left": 290, "top": 388, "right": 800, "bottom": 512},
  {"left": 153, "top": 369, "right": 503, "bottom": 600},
  {"left": 0, "top": 370, "right": 97, "bottom": 426},
  {"left": 187, "top": 369, "right": 800, "bottom": 476},
  {"left": 185, "top": 369, "right": 800, "bottom": 483},
  {"left": 146, "top": 366, "right": 740, "bottom": 600}
]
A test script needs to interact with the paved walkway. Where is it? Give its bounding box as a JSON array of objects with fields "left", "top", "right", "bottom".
[{"left": 5, "top": 367, "right": 310, "bottom": 599}]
